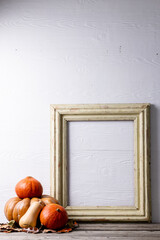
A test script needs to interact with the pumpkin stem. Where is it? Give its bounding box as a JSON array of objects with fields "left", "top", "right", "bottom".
[{"left": 56, "top": 208, "right": 61, "bottom": 212}]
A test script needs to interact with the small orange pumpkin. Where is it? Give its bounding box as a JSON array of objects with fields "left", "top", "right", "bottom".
[
  {"left": 15, "top": 176, "right": 43, "bottom": 198},
  {"left": 4, "top": 195, "right": 59, "bottom": 225},
  {"left": 40, "top": 203, "right": 68, "bottom": 230}
]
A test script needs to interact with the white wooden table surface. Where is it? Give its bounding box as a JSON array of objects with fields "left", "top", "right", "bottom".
[{"left": 0, "top": 223, "right": 160, "bottom": 239}]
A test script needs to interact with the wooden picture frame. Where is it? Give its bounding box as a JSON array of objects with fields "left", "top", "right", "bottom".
[{"left": 50, "top": 104, "right": 151, "bottom": 222}]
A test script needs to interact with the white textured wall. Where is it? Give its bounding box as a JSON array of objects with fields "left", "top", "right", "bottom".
[
  {"left": 68, "top": 121, "right": 134, "bottom": 206},
  {"left": 0, "top": 0, "right": 160, "bottom": 222}
]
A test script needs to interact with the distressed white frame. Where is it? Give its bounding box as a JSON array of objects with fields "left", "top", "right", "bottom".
[{"left": 50, "top": 104, "right": 151, "bottom": 222}]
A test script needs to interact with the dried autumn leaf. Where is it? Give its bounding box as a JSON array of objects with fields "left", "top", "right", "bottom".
[
  {"left": 0, "top": 223, "right": 40, "bottom": 234},
  {"left": 43, "top": 227, "right": 72, "bottom": 234},
  {"left": 1, "top": 230, "right": 12, "bottom": 233},
  {"left": 57, "top": 227, "right": 72, "bottom": 233},
  {"left": 0, "top": 224, "right": 9, "bottom": 229},
  {"left": 22, "top": 227, "right": 40, "bottom": 234},
  {"left": 8, "top": 220, "right": 17, "bottom": 228},
  {"left": 0, "top": 223, "right": 13, "bottom": 232},
  {"left": 73, "top": 221, "right": 79, "bottom": 228},
  {"left": 43, "top": 229, "right": 56, "bottom": 233},
  {"left": 67, "top": 219, "right": 79, "bottom": 229},
  {"left": 0, "top": 219, "right": 78, "bottom": 234}
]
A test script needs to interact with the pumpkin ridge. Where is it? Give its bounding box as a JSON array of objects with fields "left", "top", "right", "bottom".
[
  {"left": 46, "top": 208, "right": 56, "bottom": 228},
  {"left": 14, "top": 201, "right": 20, "bottom": 223},
  {"left": 5, "top": 197, "right": 21, "bottom": 221}
]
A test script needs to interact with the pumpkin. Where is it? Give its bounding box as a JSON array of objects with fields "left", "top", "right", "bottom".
[
  {"left": 15, "top": 176, "right": 43, "bottom": 198},
  {"left": 40, "top": 203, "right": 68, "bottom": 230},
  {"left": 4, "top": 195, "right": 59, "bottom": 225},
  {"left": 32, "top": 195, "right": 59, "bottom": 205}
]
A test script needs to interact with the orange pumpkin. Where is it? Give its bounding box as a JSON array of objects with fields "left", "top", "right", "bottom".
[
  {"left": 15, "top": 176, "right": 43, "bottom": 198},
  {"left": 40, "top": 203, "right": 68, "bottom": 230},
  {"left": 4, "top": 195, "right": 59, "bottom": 225}
]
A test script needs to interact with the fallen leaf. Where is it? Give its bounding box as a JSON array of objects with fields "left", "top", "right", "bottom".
[
  {"left": 73, "top": 221, "right": 79, "bottom": 228},
  {"left": 0, "top": 219, "right": 78, "bottom": 234},
  {"left": 8, "top": 220, "right": 17, "bottom": 228},
  {"left": 0, "top": 223, "right": 13, "bottom": 232},
  {"left": 43, "top": 229, "right": 56, "bottom": 233},
  {"left": 66, "top": 219, "right": 79, "bottom": 229},
  {"left": 22, "top": 227, "right": 40, "bottom": 234},
  {"left": 57, "top": 227, "right": 72, "bottom": 233},
  {"left": 1, "top": 230, "right": 12, "bottom": 233}
]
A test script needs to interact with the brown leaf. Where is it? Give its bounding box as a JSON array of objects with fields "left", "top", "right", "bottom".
[
  {"left": 0, "top": 223, "right": 14, "bottom": 233},
  {"left": 0, "top": 224, "right": 10, "bottom": 229},
  {"left": 73, "top": 221, "right": 79, "bottom": 228},
  {"left": 0, "top": 223, "right": 40, "bottom": 234},
  {"left": 43, "top": 229, "right": 56, "bottom": 233},
  {"left": 66, "top": 219, "right": 79, "bottom": 229},
  {"left": 57, "top": 227, "right": 72, "bottom": 233},
  {"left": 1, "top": 230, "right": 12, "bottom": 233},
  {"left": 8, "top": 220, "right": 17, "bottom": 228},
  {"left": 0, "top": 219, "right": 78, "bottom": 234},
  {"left": 13, "top": 228, "right": 23, "bottom": 232},
  {"left": 22, "top": 227, "right": 40, "bottom": 234}
]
